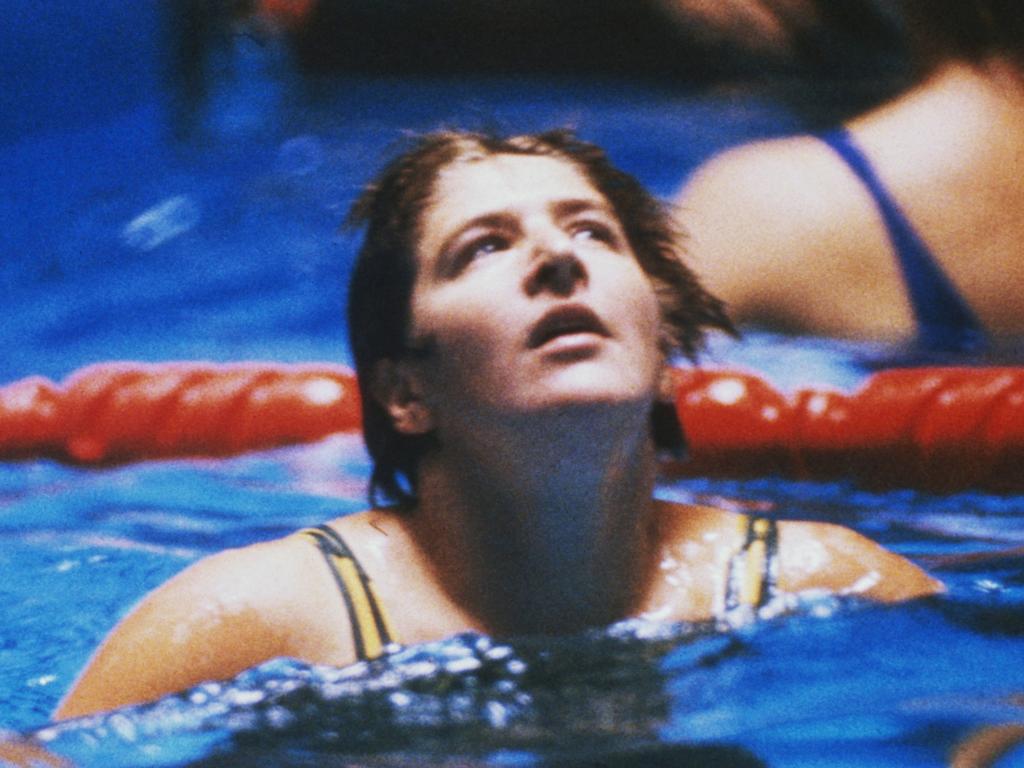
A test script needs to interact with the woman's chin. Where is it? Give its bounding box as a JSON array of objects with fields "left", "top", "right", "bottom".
[{"left": 514, "top": 371, "right": 655, "bottom": 416}]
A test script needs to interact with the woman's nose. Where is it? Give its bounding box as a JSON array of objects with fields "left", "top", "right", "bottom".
[{"left": 523, "top": 248, "right": 588, "bottom": 297}]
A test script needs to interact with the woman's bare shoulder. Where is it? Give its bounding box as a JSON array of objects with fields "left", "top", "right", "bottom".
[
  {"left": 653, "top": 499, "right": 749, "bottom": 547},
  {"left": 653, "top": 501, "right": 942, "bottom": 604},
  {"left": 135, "top": 532, "right": 330, "bottom": 622},
  {"left": 323, "top": 508, "right": 404, "bottom": 537},
  {"left": 321, "top": 508, "right": 415, "bottom": 567},
  {"left": 54, "top": 532, "right": 339, "bottom": 720},
  {"left": 776, "top": 518, "right": 943, "bottom": 602},
  {"left": 88, "top": 535, "right": 318, "bottom": 637}
]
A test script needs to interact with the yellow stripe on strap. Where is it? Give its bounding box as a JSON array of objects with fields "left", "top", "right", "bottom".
[
  {"left": 301, "top": 525, "right": 397, "bottom": 661},
  {"left": 365, "top": 581, "right": 397, "bottom": 646},
  {"left": 332, "top": 554, "right": 387, "bottom": 660},
  {"left": 741, "top": 518, "right": 771, "bottom": 607}
]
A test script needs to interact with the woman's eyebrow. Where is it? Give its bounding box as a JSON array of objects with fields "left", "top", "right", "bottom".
[{"left": 550, "top": 198, "right": 617, "bottom": 221}]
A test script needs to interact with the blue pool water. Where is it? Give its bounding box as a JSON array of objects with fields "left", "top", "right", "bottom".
[
  {"left": 3, "top": 10, "right": 1024, "bottom": 766},
  {"left": 5, "top": 435, "right": 1024, "bottom": 766}
]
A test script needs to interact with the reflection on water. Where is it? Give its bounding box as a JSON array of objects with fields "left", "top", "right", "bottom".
[
  {"left": 20, "top": 595, "right": 1024, "bottom": 767},
  {"left": 2, "top": 436, "right": 1022, "bottom": 766},
  {"left": 32, "top": 625, "right": 703, "bottom": 765}
]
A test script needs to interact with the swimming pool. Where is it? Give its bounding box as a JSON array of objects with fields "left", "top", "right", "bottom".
[
  {"left": 3, "top": 22, "right": 1024, "bottom": 767},
  {"left": 5, "top": 414, "right": 1024, "bottom": 766}
]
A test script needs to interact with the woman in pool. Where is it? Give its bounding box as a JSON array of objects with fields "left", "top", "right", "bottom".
[
  {"left": 675, "top": 0, "right": 1024, "bottom": 352},
  {"left": 54, "top": 129, "right": 941, "bottom": 720}
]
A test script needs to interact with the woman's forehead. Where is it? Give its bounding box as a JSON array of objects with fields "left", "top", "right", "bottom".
[{"left": 421, "top": 153, "right": 607, "bottom": 237}]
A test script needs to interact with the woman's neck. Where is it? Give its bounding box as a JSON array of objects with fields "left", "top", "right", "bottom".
[{"left": 407, "top": 406, "right": 660, "bottom": 636}]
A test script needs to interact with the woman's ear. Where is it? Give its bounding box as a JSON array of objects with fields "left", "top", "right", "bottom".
[{"left": 370, "top": 359, "right": 434, "bottom": 435}]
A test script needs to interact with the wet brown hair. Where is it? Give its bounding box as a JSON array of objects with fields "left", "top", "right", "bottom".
[{"left": 346, "top": 129, "right": 734, "bottom": 506}]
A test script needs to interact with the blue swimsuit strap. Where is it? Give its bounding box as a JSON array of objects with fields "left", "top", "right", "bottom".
[{"left": 820, "top": 128, "right": 986, "bottom": 352}]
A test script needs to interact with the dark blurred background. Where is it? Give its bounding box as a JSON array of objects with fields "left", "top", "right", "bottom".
[
  {"left": 0, "top": 0, "right": 912, "bottom": 144},
  {"left": 0, "top": 1, "right": 912, "bottom": 384}
]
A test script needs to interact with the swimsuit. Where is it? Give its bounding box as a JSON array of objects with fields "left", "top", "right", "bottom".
[
  {"left": 303, "top": 514, "right": 779, "bottom": 658},
  {"left": 723, "top": 514, "right": 780, "bottom": 623},
  {"left": 301, "top": 524, "right": 396, "bottom": 661},
  {"left": 821, "top": 128, "right": 987, "bottom": 353}
]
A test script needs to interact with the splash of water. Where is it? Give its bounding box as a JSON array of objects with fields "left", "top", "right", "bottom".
[{"left": 30, "top": 621, "right": 740, "bottom": 767}]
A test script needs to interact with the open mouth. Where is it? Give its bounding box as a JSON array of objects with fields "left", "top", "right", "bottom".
[{"left": 527, "top": 304, "right": 610, "bottom": 349}]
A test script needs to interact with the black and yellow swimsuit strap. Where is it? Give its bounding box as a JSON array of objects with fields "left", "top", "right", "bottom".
[
  {"left": 726, "top": 514, "right": 780, "bottom": 611},
  {"left": 301, "top": 524, "right": 396, "bottom": 661}
]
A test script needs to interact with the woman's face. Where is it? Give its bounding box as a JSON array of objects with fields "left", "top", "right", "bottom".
[{"left": 401, "top": 152, "right": 664, "bottom": 436}]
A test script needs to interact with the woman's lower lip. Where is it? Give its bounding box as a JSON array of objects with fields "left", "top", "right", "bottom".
[{"left": 535, "top": 332, "right": 604, "bottom": 354}]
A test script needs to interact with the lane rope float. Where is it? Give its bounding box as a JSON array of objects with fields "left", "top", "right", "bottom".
[
  {"left": 1, "top": 362, "right": 1022, "bottom": 492},
  {"left": 669, "top": 367, "right": 1024, "bottom": 493},
  {"left": 0, "top": 362, "right": 360, "bottom": 465}
]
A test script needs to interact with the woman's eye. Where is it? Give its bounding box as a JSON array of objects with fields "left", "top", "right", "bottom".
[
  {"left": 449, "top": 235, "right": 509, "bottom": 273},
  {"left": 468, "top": 236, "right": 508, "bottom": 257},
  {"left": 572, "top": 222, "right": 616, "bottom": 245}
]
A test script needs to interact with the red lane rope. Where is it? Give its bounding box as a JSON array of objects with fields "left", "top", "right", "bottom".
[
  {"left": 0, "top": 362, "right": 361, "bottom": 465},
  {"left": 671, "top": 367, "right": 1024, "bottom": 493},
  {"left": 2, "top": 362, "right": 1023, "bottom": 492}
]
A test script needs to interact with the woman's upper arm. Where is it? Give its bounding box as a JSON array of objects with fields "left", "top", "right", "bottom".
[
  {"left": 778, "top": 520, "right": 944, "bottom": 604},
  {"left": 53, "top": 547, "right": 293, "bottom": 720}
]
